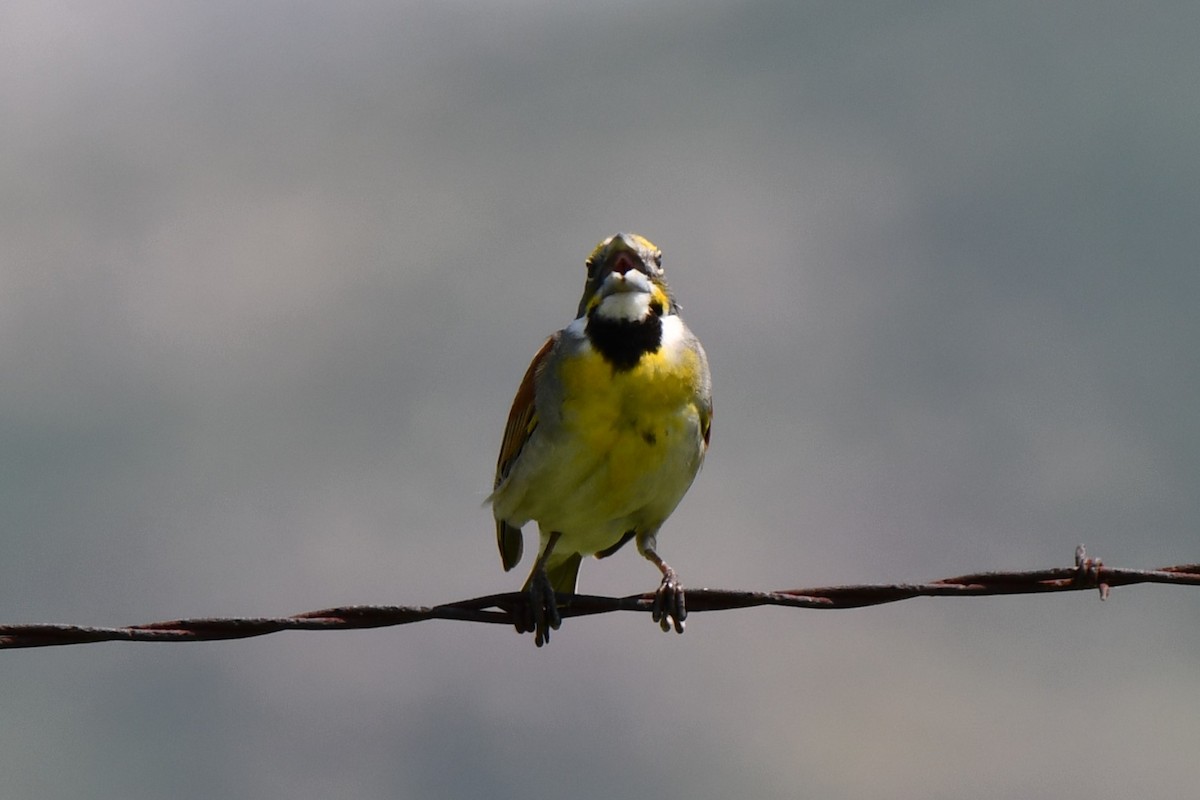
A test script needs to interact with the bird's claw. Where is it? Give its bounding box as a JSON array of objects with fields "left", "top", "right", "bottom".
[
  {"left": 514, "top": 569, "right": 561, "bottom": 647},
  {"left": 651, "top": 568, "right": 686, "bottom": 634}
]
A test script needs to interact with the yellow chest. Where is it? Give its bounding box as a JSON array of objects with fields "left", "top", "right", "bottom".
[{"left": 556, "top": 342, "right": 705, "bottom": 458}]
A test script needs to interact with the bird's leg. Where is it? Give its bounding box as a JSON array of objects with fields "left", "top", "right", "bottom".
[
  {"left": 640, "top": 535, "right": 686, "bottom": 634},
  {"left": 520, "top": 531, "right": 563, "bottom": 647}
]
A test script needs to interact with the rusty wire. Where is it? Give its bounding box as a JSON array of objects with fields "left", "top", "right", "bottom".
[{"left": 2, "top": 547, "right": 1197, "bottom": 650}]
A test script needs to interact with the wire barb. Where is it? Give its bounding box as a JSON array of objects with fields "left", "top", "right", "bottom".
[
  {"left": 3, "top": 550, "right": 1198, "bottom": 650},
  {"left": 1073, "top": 543, "right": 1110, "bottom": 599}
]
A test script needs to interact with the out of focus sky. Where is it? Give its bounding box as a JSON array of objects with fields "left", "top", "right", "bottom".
[{"left": 3, "top": 2, "right": 1198, "bottom": 798}]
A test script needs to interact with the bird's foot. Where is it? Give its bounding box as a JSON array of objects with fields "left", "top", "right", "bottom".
[
  {"left": 651, "top": 567, "right": 686, "bottom": 634},
  {"left": 513, "top": 567, "right": 561, "bottom": 647}
]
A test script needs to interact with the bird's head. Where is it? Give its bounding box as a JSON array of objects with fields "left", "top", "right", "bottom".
[{"left": 576, "top": 233, "right": 677, "bottom": 321}]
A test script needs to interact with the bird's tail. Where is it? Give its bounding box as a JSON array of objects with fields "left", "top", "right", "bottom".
[{"left": 523, "top": 551, "right": 582, "bottom": 597}]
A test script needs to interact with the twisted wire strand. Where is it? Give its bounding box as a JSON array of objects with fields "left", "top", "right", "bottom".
[{"left": 3, "top": 549, "right": 1197, "bottom": 650}]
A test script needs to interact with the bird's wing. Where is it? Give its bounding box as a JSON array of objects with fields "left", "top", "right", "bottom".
[{"left": 494, "top": 333, "right": 558, "bottom": 571}]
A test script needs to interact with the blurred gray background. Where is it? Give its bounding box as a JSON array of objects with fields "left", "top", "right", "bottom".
[{"left": 3, "top": 2, "right": 1198, "bottom": 798}]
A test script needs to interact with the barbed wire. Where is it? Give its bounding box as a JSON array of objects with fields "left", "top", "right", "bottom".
[{"left": 2, "top": 546, "right": 1197, "bottom": 650}]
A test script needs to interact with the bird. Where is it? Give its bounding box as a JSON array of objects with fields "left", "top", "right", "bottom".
[{"left": 489, "top": 233, "right": 712, "bottom": 646}]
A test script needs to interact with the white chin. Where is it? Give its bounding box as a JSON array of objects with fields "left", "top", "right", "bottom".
[{"left": 595, "top": 291, "right": 652, "bottom": 321}]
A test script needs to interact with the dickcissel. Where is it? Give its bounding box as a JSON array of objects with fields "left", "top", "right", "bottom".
[{"left": 489, "top": 233, "right": 712, "bottom": 646}]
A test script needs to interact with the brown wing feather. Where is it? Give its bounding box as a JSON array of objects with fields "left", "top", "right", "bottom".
[{"left": 494, "top": 334, "right": 558, "bottom": 571}]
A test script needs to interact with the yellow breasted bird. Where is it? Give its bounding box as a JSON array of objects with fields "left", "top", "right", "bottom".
[{"left": 490, "top": 233, "right": 712, "bottom": 646}]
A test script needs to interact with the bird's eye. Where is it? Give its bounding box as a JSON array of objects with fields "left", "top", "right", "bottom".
[{"left": 654, "top": 251, "right": 663, "bottom": 269}]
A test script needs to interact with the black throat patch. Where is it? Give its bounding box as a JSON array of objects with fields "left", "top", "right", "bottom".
[{"left": 585, "top": 311, "right": 664, "bottom": 371}]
